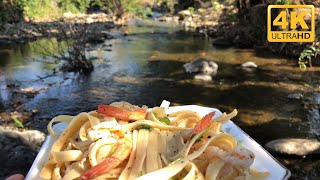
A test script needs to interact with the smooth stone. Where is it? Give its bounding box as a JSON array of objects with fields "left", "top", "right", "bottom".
[
  {"left": 151, "top": 12, "right": 162, "bottom": 18},
  {"left": 241, "top": 61, "right": 258, "bottom": 68},
  {"left": 178, "top": 10, "right": 191, "bottom": 17},
  {"left": 194, "top": 74, "right": 212, "bottom": 81},
  {"left": 0, "top": 127, "right": 45, "bottom": 170},
  {"left": 265, "top": 138, "right": 320, "bottom": 156},
  {"left": 287, "top": 93, "right": 303, "bottom": 100},
  {"left": 183, "top": 58, "right": 218, "bottom": 75}
]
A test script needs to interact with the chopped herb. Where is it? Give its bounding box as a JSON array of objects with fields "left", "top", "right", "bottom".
[
  {"left": 110, "top": 144, "right": 117, "bottom": 155},
  {"left": 12, "top": 116, "right": 24, "bottom": 128},
  {"left": 168, "top": 157, "right": 182, "bottom": 166},
  {"left": 195, "top": 137, "right": 202, "bottom": 143},
  {"left": 135, "top": 125, "right": 153, "bottom": 131},
  {"left": 153, "top": 112, "right": 158, "bottom": 119},
  {"left": 159, "top": 117, "right": 170, "bottom": 125},
  {"left": 191, "top": 129, "right": 209, "bottom": 143}
]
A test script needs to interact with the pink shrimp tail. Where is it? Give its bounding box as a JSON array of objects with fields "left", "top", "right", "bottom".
[
  {"left": 81, "top": 157, "right": 121, "bottom": 179},
  {"left": 192, "top": 112, "right": 215, "bottom": 134},
  {"left": 81, "top": 138, "right": 132, "bottom": 179}
]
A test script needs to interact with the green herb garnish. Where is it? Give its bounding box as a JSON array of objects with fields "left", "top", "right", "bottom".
[
  {"left": 12, "top": 116, "right": 24, "bottom": 128},
  {"left": 110, "top": 144, "right": 117, "bottom": 155},
  {"left": 191, "top": 129, "right": 209, "bottom": 143},
  {"left": 159, "top": 117, "right": 170, "bottom": 125},
  {"left": 136, "top": 125, "right": 153, "bottom": 131},
  {"left": 153, "top": 112, "right": 158, "bottom": 119},
  {"left": 168, "top": 157, "right": 182, "bottom": 166}
]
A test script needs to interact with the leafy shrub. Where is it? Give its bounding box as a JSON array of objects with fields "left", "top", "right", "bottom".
[
  {"left": 212, "top": 0, "right": 220, "bottom": 10},
  {"left": 188, "top": 7, "right": 195, "bottom": 14},
  {"left": 0, "top": 0, "right": 23, "bottom": 24},
  {"left": 18, "top": 0, "right": 61, "bottom": 21},
  {"left": 59, "top": 0, "right": 90, "bottom": 13},
  {"left": 273, "top": 0, "right": 290, "bottom": 5},
  {"left": 15, "top": 0, "right": 91, "bottom": 21},
  {"left": 299, "top": 45, "right": 320, "bottom": 68},
  {"left": 93, "top": 0, "right": 146, "bottom": 18}
]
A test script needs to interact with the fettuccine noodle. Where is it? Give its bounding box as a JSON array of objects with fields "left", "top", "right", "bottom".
[{"left": 39, "top": 101, "right": 269, "bottom": 180}]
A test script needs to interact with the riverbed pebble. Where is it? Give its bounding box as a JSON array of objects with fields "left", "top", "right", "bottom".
[
  {"left": 287, "top": 93, "right": 303, "bottom": 100},
  {"left": 194, "top": 74, "right": 212, "bottom": 81},
  {"left": 265, "top": 138, "right": 320, "bottom": 156},
  {"left": 241, "top": 61, "right": 258, "bottom": 68},
  {"left": 183, "top": 58, "right": 218, "bottom": 75}
]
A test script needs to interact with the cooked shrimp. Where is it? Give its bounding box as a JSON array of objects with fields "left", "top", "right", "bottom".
[
  {"left": 81, "top": 136, "right": 132, "bottom": 179},
  {"left": 192, "top": 112, "right": 215, "bottom": 134},
  {"left": 224, "top": 145, "right": 255, "bottom": 168},
  {"left": 204, "top": 145, "right": 255, "bottom": 168},
  {"left": 86, "top": 120, "right": 124, "bottom": 141},
  {"left": 81, "top": 121, "right": 133, "bottom": 179},
  {"left": 186, "top": 112, "right": 215, "bottom": 152},
  {"left": 97, "top": 104, "right": 147, "bottom": 121}
]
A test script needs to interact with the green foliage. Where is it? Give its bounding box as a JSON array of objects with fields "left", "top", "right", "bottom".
[
  {"left": 188, "top": 7, "right": 195, "bottom": 15},
  {"left": 5, "top": 0, "right": 91, "bottom": 21},
  {"left": 212, "top": 0, "right": 220, "bottom": 10},
  {"left": 0, "top": 0, "right": 23, "bottom": 24},
  {"left": 299, "top": 45, "right": 320, "bottom": 69},
  {"left": 158, "top": 0, "right": 177, "bottom": 13},
  {"left": 273, "top": 0, "right": 290, "bottom": 5},
  {"left": 136, "top": 6, "right": 152, "bottom": 18},
  {"left": 59, "top": 0, "right": 90, "bottom": 13},
  {"left": 93, "top": 0, "right": 147, "bottom": 18},
  {"left": 18, "top": 0, "right": 61, "bottom": 20}
]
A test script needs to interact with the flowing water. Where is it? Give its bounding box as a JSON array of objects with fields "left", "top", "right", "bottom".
[{"left": 0, "top": 20, "right": 320, "bottom": 179}]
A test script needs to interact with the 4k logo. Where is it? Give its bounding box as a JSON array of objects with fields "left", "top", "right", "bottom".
[{"left": 268, "top": 5, "right": 315, "bottom": 42}]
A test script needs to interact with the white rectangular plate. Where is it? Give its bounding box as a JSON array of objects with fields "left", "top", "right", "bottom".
[{"left": 26, "top": 105, "right": 291, "bottom": 180}]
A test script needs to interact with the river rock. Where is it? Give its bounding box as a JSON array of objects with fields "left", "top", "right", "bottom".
[
  {"left": 287, "top": 93, "right": 303, "bottom": 100},
  {"left": 265, "top": 138, "right": 320, "bottom": 156},
  {"left": 178, "top": 10, "right": 191, "bottom": 17},
  {"left": 194, "top": 74, "right": 212, "bottom": 81},
  {"left": 241, "top": 61, "right": 258, "bottom": 68},
  {"left": 0, "top": 127, "right": 45, "bottom": 177},
  {"left": 183, "top": 58, "right": 218, "bottom": 75}
]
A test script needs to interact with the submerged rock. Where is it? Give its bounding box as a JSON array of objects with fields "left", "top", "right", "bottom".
[
  {"left": 265, "top": 138, "right": 320, "bottom": 156},
  {"left": 183, "top": 58, "right": 218, "bottom": 81},
  {"left": 183, "top": 58, "right": 218, "bottom": 75},
  {"left": 194, "top": 74, "right": 212, "bottom": 81},
  {"left": 287, "top": 93, "right": 303, "bottom": 100},
  {"left": 212, "top": 37, "right": 233, "bottom": 47},
  {"left": 178, "top": 10, "right": 191, "bottom": 18},
  {"left": 241, "top": 61, "right": 258, "bottom": 68}
]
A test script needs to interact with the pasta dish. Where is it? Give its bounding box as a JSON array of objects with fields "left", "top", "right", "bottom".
[{"left": 39, "top": 101, "right": 269, "bottom": 180}]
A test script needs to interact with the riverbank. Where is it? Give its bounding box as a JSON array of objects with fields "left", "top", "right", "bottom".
[
  {"left": 0, "top": 13, "right": 115, "bottom": 45},
  {"left": 157, "top": 0, "right": 320, "bottom": 60},
  {"left": 1, "top": 1, "right": 319, "bottom": 60}
]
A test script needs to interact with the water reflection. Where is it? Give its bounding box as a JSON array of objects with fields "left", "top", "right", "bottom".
[{"left": 0, "top": 72, "right": 9, "bottom": 111}]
